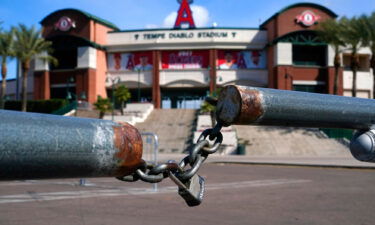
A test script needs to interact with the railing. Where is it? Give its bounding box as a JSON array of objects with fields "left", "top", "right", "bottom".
[
  {"left": 216, "top": 85, "right": 375, "bottom": 163},
  {"left": 320, "top": 128, "right": 354, "bottom": 140},
  {"left": 141, "top": 132, "right": 159, "bottom": 191},
  {"left": 51, "top": 101, "right": 77, "bottom": 115},
  {"left": 0, "top": 110, "right": 143, "bottom": 180}
]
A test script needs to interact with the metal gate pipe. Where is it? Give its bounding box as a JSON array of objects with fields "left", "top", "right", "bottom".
[
  {"left": 216, "top": 85, "right": 375, "bottom": 130},
  {"left": 0, "top": 110, "right": 143, "bottom": 180}
]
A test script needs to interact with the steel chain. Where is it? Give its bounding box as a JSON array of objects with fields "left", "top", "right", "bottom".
[{"left": 116, "top": 123, "right": 223, "bottom": 184}]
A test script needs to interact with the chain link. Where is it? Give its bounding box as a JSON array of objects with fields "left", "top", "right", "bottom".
[{"left": 116, "top": 123, "right": 223, "bottom": 184}]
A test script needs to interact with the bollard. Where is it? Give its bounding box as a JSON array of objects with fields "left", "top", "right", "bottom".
[
  {"left": 0, "top": 110, "right": 143, "bottom": 180},
  {"left": 216, "top": 85, "right": 375, "bottom": 129}
]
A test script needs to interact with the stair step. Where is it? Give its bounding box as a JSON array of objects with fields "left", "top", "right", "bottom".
[
  {"left": 234, "top": 125, "right": 350, "bottom": 157},
  {"left": 135, "top": 109, "right": 197, "bottom": 154}
]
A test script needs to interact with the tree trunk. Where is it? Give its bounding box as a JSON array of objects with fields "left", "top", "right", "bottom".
[
  {"left": 0, "top": 62, "right": 7, "bottom": 109},
  {"left": 99, "top": 111, "right": 105, "bottom": 119},
  {"left": 351, "top": 53, "right": 359, "bottom": 98},
  {"left": 21, "top": 61, "right": 30, "bottom": 112},
  {"left": 371, "top": 55, "right": 375, "bottom": 99},
  {"left": 210, "top": 110, "right": 216, "bottom": 127},
  {"left": 333, "top": 53, "right": 341, "bottom": 95},
  {"left": 120, "top": 101, "right": 124, "bottom": 115}
]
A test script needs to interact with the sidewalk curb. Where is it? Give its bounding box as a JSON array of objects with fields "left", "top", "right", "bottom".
[{"left": 209, "top": 160, "right": 375, "bottom": 170}]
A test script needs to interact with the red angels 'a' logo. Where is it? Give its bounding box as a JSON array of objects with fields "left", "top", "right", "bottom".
[
  {"left": 174, "top": 0, "right": 196, "bottom": 29},
  {"left": 295, "top": 10, "right": 320, "bottom": 26},
  {"left": 54, "top": 16, "right": 76, "bottom": 31}
]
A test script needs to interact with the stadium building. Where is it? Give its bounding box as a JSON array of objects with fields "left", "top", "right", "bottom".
[{"left": 6, "top": 1, "right": 374, "bottom": 108}]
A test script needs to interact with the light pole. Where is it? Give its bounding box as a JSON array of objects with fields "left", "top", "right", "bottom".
[
  {"left": 106, "top": 76, "right": 120, "bottom": 121},
  {"left": 66, "top": 76, "right": 75, "bottom": 101}
]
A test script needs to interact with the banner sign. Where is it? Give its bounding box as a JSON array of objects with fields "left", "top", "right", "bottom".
[
  {"left": 162, "top": 50, "right": 209, "bottom": 69},
  {"left": 217, "top": 50, "right": 266, "bottom": 69},
  {"left": 107, "top": 51, "right": 153, "bottom": 71}
]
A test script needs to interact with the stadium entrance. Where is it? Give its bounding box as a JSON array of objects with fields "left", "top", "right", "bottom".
[{"left": 161, "top": 87, "right": 208, "bottom": 109}]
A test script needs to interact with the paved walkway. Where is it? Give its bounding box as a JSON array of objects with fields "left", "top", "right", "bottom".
[
  {"left": 2, "top": 164, "right": 375, "bottom": 225},
  {"left": 156, "top": 153, "right": 375, "bottom": 169}
]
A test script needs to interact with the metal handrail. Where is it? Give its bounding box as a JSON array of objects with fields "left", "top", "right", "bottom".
[
  {"left": 51, "top": 101, "right": 78, "bottom": 115},
  {"left": 0, "top": 110, "right": 143, "bottom": 180},
  {"left": 216, "top": 85, "right": 375, "bottom": 163},
  {"left": 216, "top": 85, "right": 375, "bottom": 129}
]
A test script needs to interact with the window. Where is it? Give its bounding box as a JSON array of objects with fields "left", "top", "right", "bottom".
[
  {"left": 51, "top": 87, "right": 76, "bottom": 99},
  {"left": 292, "top": 45, "right": 327, "bottom": 66},
  {"left": 51, "top": 49, "right": 77, "bottom": 70},
  {"left": 342, "top": 54, "right": 370, "bottom": 71},
  {"left": 293, "top": 84, "right": 325, "bottom": 93}
]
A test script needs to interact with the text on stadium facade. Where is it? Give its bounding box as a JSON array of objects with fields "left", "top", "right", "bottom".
[{"left": 136, "top": 31, "right": 237, "bottom": 40}]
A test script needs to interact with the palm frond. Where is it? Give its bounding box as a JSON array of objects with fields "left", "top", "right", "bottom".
[{"left": 12, "top": 24, "right": 57, "bottom": 66}]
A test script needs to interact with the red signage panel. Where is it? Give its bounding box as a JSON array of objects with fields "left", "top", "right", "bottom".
[{"left": 162, "top": 50, "right": 209, "bottom": 69}]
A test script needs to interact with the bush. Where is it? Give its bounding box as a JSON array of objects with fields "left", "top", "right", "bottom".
[
  {"left": 94, "top": 96, "right": 112, "bottom": 119},
  {"left": 4, "top": 99, "right": 69, "bottom": 114}
]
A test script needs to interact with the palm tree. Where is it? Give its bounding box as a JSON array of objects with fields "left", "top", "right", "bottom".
[
  {"left": 317, "top": 18, "right": 345, "bottom": 95},
  {"left": 0, "top": 29, "right": 14, "bottom": 109},
  {"left": 340, "top": 17, "right": 367, "bottom": 97},
  {"left": 114, "top": 85, "right": 131, "bottom": 115},
  {"left": 12, "top": 24, "right": 56, "bottom": 112},
  {"left": 94, "top": 96, "right": 112, "bottom": 119},
  {"left": 362, "top": 13, "right": 375, "bottom": 99}
]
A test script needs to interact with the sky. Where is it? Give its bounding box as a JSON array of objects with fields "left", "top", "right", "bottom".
[{"left": 1, "top": 0, "right": 375, "bottom": 80}]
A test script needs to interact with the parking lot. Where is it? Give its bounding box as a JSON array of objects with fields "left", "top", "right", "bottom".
[{"left": 0, "top": 163, "right": 374, "bottom": 225}]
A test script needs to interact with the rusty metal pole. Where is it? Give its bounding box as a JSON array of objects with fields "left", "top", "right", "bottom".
[
  {"left": 216, "top": 85, "right": 375, "bottom": 130},
  {"left": 0, "top": 110, "right": 143, "bottom": 180}
]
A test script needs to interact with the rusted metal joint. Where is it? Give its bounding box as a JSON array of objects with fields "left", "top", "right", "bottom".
[{"left": 0, "top": 110, "right": 143, "bottom": 180}]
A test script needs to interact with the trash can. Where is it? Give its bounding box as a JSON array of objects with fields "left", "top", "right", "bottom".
[{"left": 236, "top": 144, "right": 246, "bottom": 155}]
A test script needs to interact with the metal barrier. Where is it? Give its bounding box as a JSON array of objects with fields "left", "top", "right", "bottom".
[
  {"left": 0, "top": 110, "right": 143, "bottom": 180},
  {"left": 141, "top": 132, "right": 159, "bottom": 191},
  {"left": 216, "top": 85, "right": 375, "bottom": 163}
]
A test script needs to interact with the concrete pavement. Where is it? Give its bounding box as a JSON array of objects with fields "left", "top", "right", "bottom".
[
  {"left": 156, "top": 153, "right": 375, "bottom": 169},
  {"left": 1, "top": 164, "right": 375, "bottom": 225}
]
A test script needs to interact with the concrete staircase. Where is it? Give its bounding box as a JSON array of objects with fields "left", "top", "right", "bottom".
[
  {"left": 193, "top": 115, "right": 238, "bottom": 155},
  {"left": 234, "top": 125, "right": 351, "bottom": 157},
  {"left": 135, "top": 109, "right": 197, "bottom": 153},
  {"left": 75, "top": 109, "right": 100, "bottom": 119},
  {"left": 103, "top": 103, "right": 154, "bottom": 125}
]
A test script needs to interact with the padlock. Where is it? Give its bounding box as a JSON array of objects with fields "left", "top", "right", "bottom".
[{"left": 169, "top": 172, "right": 205, "bottom": 207}]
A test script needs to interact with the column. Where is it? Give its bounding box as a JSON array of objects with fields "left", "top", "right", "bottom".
[
  {"left": 152, "top": 50, "right": 161, "bottom": 108},
  {"left": 327, "top": 67, "right": 343, "bottom": 95},
  {"left": 33, "top": 52, "right": 50, "bottom": 99},
  {"left": 209, "top": 49, "right": 217, "bottom": 93},
  {"left": 33, "top": 71, "right": 50, "bottom": 100}
]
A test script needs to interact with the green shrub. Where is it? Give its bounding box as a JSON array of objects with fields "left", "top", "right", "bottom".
[
  {"left": 94, "top": 96, "right": 112, "bottom": 119},
  {"left": 4, "top": 99, "right": 69, "bottom": 114}
]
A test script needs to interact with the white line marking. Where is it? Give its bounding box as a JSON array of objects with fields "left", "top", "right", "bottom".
[{"left": 0, "top": 179, "right": 311, "bottom": 204}]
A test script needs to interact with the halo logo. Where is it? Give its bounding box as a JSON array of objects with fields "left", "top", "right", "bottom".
[
  {"left": 174, "top": 0, "right": 196, "bottom": 29},
  {"left": 295, "top": 10, "right": 320, "bottom": 26},
  {"left": 55, "top": 16, "right": 76, "bottom": 31}
]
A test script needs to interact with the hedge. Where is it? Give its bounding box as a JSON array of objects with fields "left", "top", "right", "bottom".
[{"left": 4, "top": 99, "right": 69, "bottom": 114}]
